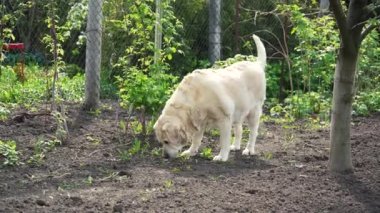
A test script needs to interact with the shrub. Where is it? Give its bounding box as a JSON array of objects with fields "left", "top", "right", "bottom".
[
  {"left": 353, "top": 90, "right": 380, "bottom": 116},
  {"left": 0, "top": 140, "right": 20, "bottom": 166},
  {"left": 117, "top": 65, "right": 178, "bottom": 116},
  {"left": 270, "top": 92, "right": 330, "bottom": 121}
]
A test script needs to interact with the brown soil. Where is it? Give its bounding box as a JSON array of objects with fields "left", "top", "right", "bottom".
[{"left": 0, "top": 102, "right": 379, "bottom": 213}]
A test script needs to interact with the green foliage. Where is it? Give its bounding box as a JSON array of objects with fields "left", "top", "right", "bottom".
[
  {"left": 104, "top": 0, "right": 184, "bottom": 74},
  {"left": 118, "top": 138, "right": 148, "bottom": 161},
  {"left": 151, "top": 147, "right": 162, "bottom": 157},
  {"left": 110, "top": 1, "right": 182, "bottom": 120},
  {"left": 117, "top": 65, "right": 178, "bottom": 116},
  {"left": 213, "top": 54, "right": 257, "bottom": 68},
  {"left": 358, "top": 30, "right": 380, "bottom": 91},
  {"left": 0, "top": 140, "right": 20, "bottom": 166},
  {"left": 278, "top": 4, "right": 339, "bottom": 93},
  {"left": 353, "top": 90, "right": 380, "bottom": 116},
  {"left": 28, "top": 137, "right": 61, "bottom": 165},
  {"left": 62, "top": 64, "right": 84, "bottom": 78},
  {"left": 0, "top": 65, "right": 84, "bottom": 107},
  {"left": 270, "top": 92, "right": 330, "bottom": 121},
  {"left": 0, "top": 104, "right": 10, "bottom": 121},
  {"left": 100, "top": 68, "right": 118, "bottom": 99},
  {"left": 200, "top": 147, "right": 213, "bottom": 160}
]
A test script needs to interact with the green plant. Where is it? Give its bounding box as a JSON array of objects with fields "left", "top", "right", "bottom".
[
  {"left": 28, "top": 137, "right": 61, "bottom": 165},
  {"left": 278, "top": 4, "right": 339, "bottom": 94},
  {"left": 210, "top": 129, "right": 220, "bottom": 137},
  {"left": 163, "top": 179, "right": 173, "bottom": 188},
  {"left": 117, "top": 138, "right": 148, "bottom": 161},
  {"left": 62, "top": 64, "right": 84, "bottom": 78},
  {"left": 353, "top": 90, "right": 380, "bottom": 116},
  {"left": 262, "top": 151, "right": 273, "bottom": 160},
  {"left": 0, "top": 140, "right": 20, "bottom": 166},
  {"left": 84, "top": 175, "right": 94, "bottom": 186},
  {"left": 0, "top": 65, "right": 85, "bottom": 107},
  {"left": 130, "top": 120, "right": 143, "bottom": 135},
  {"left": 53, "top": 111, "right": 69, "bottom": 142},
  {"left": 0, "top": 105, "right": 10, "bottom": 121},
  {"left": 200, "top": 147, "right": 213, "bottom": 160},
  {"left": 151, "top": 147, "right": 162, "bottom": 157},
  {"left": 117, "top": 66, "right": 178, "bottom": 136},
  {"left": 118, "top": 150, "right": 132, "bottom": 162},
  {"left": 213, "top": 54, "right": 257, "bottom": 68},
  {"left": 270, "top": 92, "right": 330, "bottom": 121}
]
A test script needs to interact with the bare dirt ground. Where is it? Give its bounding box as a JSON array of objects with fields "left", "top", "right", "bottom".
[{"left": 0, "top": 102, "right": 379, "bottom": 213}]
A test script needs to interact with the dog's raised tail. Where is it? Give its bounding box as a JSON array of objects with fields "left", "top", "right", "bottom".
[{"left": 252, "top": 34, "right": 266, "bottom": 68}]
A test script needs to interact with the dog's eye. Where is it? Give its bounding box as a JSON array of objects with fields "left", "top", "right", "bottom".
[{"left": 163, "top": 141, "right": 169, "bottom": 145}]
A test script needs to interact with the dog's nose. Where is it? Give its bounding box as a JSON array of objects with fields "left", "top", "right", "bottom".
[{"left": 163, "top": 152, "right": 170, "bottom": 159}]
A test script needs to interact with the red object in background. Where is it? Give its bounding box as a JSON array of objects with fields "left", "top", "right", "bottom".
[
  {"left": 2, "top": 43, "right": 25, "bottom": 51},
  {"left": 1, "top": 43, "right": 26, "bottom": 81}
]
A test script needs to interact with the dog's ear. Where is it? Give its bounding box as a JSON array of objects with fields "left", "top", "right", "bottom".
[
  {"left": 188, "top": 107, "right": 206, "bottom": 131},
  {"left": 162, "top": 122, "right": 170, "bottom": 131},
  {"left": 179, "top": 128, "right": 190, "bottom": 145}
]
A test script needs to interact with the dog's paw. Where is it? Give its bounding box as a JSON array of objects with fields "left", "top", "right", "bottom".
[
  {"left": 230, "top": 144, "right": 240, "bottom": 151},
  {"left": 180, "top": 149, "right": 197, "bottom": 157},
  {"left": 212, "top": 155, "right": 228, "bottom": 162},
  {"left": 242, "top": 148, "right": 255, "bottom": 156}
]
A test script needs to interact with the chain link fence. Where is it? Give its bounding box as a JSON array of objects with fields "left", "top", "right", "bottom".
[{"left": 0, "top": 0, "right": 285, "bottom": 94}]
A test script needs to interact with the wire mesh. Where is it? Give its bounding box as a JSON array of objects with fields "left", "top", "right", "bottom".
[{"left": 0, "top": 0, "right": 285, "bottom": 86}]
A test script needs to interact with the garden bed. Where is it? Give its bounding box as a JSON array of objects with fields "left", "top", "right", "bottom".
[{"left": 0, "top": 102, "right": 379, "bottom": 212}]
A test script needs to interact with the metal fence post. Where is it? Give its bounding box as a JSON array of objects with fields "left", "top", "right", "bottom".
[
  {"left": 154, "top": 0, "right": 163, "bottom": 64},
  {"left": 208, "top": 0, "right": 221, "bottom": 64},
  {"left": 84, "top": 0, "right": 103, "bottom": 110}
]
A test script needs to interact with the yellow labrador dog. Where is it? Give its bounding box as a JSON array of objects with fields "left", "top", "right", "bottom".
[{"left": 154, "top": 35, "right": 266, "bottom": 161}]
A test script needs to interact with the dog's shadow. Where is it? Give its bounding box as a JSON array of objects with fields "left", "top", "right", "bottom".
[{"left": 158, "top": 151, "right": 275, "bottom": 178}]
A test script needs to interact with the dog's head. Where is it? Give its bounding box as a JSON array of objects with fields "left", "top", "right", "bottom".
[{"left": 153, "top": 115, "right": 188, "bottom": 158}]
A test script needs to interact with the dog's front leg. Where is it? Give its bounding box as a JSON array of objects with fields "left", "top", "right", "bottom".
[
  {"left": 181, "top": 129, "right": 204, "bottom": 157},
  {"left": 213, "top": 120, "right": 232, "bottom": 161}
]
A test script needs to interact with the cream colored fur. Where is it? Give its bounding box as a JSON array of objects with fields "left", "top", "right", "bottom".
[{"left": 154, "top": 35, "right": 266, "bottom": 161}]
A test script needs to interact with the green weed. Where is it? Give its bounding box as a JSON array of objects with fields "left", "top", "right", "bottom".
[
  {"left": 200, "top": 147, "right": 213, "bottom": 160},
  {"left": 0, "top": 140, "right": 20, "bottom": 166}
]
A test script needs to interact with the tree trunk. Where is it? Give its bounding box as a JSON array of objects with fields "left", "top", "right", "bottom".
[
  {"left": 83, "top": 0, "right": 103, "bottom": 110},
  {"left": 329, "top": 48, "right": 358, "bottom": 173}
]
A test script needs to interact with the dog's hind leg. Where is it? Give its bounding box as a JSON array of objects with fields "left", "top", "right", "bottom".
[
  {"left": 181, "top": 129, "right": 204, "bottom": 157},
  {"left": 213, "top": 120, "right": 232, "bottom": 161},
  {"left": 230, "top": 123, "right": 243, "bottom": 151},
  {"left": 243, "top": 105, "right": 262, "bottom": 155}
]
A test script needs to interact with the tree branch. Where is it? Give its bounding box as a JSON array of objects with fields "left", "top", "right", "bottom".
[
  {"left": 329, "top": 0, "right": 351, "bottom": 45},
  {"left": 360, "top": 24, "right": 379, "bottom": 42},
  {"left": 363, "top": 4, "right": 380, "bottom": 20}
]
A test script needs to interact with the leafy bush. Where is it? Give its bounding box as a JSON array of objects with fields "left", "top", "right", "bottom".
[
  {"left": 0, "top": 104, "right": 11, "bottom": 120},
  {"left": 270, "top": 92, "right": 330, "bottom": 121},
  {"left": 278, "top": 4, "right": 339, "bottom": 94},
  {"left": 0, "top": 64, "right": 85, "bottom": 106},
  {"left": 117, "top": 64, "right": 178, "bottom": 116},
  {"left": 358, "top": 30, "right": 380, "bottom": 91},
  {"left": 0, "top": 140, "right": 20, "bottom": 166},
  {"left": 62, "top": 64, "right": 84, "bottom": 78},
  {"left": 213, "top": 54, "right": 257, "bottom": 68},
  {"left": 353, "top": 90, "right": 380, "bottom": 116}
]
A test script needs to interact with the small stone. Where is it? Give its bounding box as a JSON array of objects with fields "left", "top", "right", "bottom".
[
  {"left": 118, "top": 171, "right": 132, "bottom": 177},
  {"left": 113, "top": 204, "right": 123, "bottom": 212},
  {"left": 36, "top": 199, "right": 48, "bottom": 206}
]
